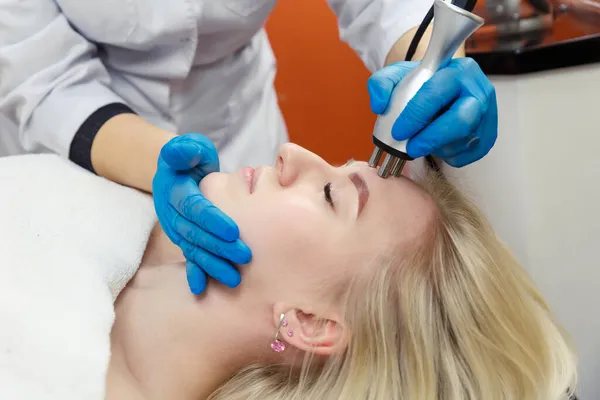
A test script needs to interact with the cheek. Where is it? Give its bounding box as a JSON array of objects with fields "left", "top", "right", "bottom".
[
  {"left": 237, "top": 200, "right": 332, "bottom": 270},
  {"left": 239, "top": 200, "right": 316, "bottom": 248},
  {"left": 200, "top": 178, "right": 342, "bottom": 278},
  {"left": 199, "top": 173, "right": 303, "bottom": 245},
  {"left": 199, "top": 172, "right": 249, "bottom": 221}
]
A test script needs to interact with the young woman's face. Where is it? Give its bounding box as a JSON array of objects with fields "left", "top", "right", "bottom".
[{"left": 200, "top": 143, "right": 436, "bottom": 295}]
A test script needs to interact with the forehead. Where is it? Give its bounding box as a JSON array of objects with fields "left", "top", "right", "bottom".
[{"left": 344, "top": 162, "right": 438, "bottom": 249}]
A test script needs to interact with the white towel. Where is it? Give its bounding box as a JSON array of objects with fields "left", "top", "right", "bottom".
[{"left": 0, "top": 154, "right": 157, "bottom": 400}]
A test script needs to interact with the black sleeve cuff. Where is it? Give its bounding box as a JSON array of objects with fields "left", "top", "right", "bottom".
[{"left": 69, "top": 103, "right": 136, "bottom": 174}]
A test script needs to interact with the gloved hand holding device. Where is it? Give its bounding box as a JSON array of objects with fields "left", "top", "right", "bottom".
[
  {"left": 152, "top": 134, "right": 252, "bottom": 295},
  {"left": 367, "top": 57, "right": 498, "bottom": 168}
]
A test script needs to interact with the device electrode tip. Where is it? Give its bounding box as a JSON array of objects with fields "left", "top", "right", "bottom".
[
  {"left": 378, "top": 154, "right": 407, "bottom": 178},
  {"left": 368, "top": 147, "right": 408, "bottom": 178},
  {"left": 390, "top": 158, "right": 406, "bottom": 177},
  {"left": 368, "top": 147, "right": 384, "bottom": 168}
]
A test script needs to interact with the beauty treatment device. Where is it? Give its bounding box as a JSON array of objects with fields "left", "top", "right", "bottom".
[{"left": 368, "top": 0, "right": 485, "bottom": 178}]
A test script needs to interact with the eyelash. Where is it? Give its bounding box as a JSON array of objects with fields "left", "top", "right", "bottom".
[{"left": 324, "top": 182, "right": 334, "bottom": 208}]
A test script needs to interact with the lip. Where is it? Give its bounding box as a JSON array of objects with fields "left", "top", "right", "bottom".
[{"left": 239, "top": 167, "right": 255, "bottom": 194}]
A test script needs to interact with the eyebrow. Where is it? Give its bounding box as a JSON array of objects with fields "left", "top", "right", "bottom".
[{"left": 348, "top": 172, "right": 369, "bottom": 217}]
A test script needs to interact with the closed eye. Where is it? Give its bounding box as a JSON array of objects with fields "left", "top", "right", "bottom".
[{"left": 324, "top": 182, "right": 334, "bottom": 208}]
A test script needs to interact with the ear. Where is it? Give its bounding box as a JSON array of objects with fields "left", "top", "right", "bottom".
[{"left": 272, "top": 303, "right": 349, "bottom": 356}]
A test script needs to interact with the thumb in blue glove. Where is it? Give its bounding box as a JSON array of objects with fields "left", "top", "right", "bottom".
[
  {"left": 153, "top": 134, "right": 252, "bottom": 295},
  {"left": 367, "top": 58, "right": 498, "bottom": 167}
]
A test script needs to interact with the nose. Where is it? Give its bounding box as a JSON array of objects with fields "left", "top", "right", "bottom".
[{"left": 276, "top": 143, "right": 329, "bottom": 187}]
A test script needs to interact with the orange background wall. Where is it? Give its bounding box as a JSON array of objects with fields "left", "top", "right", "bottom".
[{"left": 265, "top": 0, "right": 376, "bottom": 165}]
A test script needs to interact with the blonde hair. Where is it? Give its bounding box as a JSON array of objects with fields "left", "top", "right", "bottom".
[{"left": 208, "top": 171, "right": 577, "bottom": 400}]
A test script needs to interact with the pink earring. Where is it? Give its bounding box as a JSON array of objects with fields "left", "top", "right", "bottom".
[{"left": 270, "top": 314, "right": 287, "bottom": 353}]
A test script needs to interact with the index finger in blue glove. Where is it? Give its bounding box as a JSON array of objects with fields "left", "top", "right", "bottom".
[
  {"left": 391, "top": 58, "right": 490, "bottom": 143},
  {"left": 367, "top": 61, "right": 419, "bottom": 114},
  {"left": 160, "top": 134, "right": 220, "bottom": 177},
  {"left": 405, "top": 96, "right": 486, "bottom": 158},
  {"left": 390, "top": 67, "right": 462, "bottom": 142},
  {"left": 169, "top": 177, "right": 240, "bottom": 242}
]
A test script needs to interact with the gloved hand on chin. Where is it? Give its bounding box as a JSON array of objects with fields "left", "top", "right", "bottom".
[
  {"left": 367, "top": 57, "right": 498, "bottom": 167},
  {"left": 152, "top": 134, "right": 251, "bottom": 295}
]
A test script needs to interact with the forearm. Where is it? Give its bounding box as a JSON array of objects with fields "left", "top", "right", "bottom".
[
  {"left": 91, "top": 114, "right": 176, "bottom": 193},
  {"left": 384, "top": 25, "right": 465, "bottom": 66}
]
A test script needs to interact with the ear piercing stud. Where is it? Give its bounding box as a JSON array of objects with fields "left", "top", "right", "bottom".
[{"left": 270, "top": 314, "right": 287, "bottom": 352}]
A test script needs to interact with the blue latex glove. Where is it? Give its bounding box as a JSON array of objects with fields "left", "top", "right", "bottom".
[
  {"left": 152, "top": 134, "right": 252, "bottom": 295},
  {"left": 367, "top": 58, "right": 498, "bottom": 167}
]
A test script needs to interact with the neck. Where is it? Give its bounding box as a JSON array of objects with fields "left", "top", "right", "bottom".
[{"left": 106, "top": 226, "right": 275, "bottom": 400}]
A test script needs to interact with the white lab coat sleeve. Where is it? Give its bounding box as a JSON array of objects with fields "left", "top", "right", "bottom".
[
  {"left": 326, "top": 0, "right": 434, "bottom": 72},
  {"left": 0, "top": 0, "right": 128, "bottom": 158}
]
